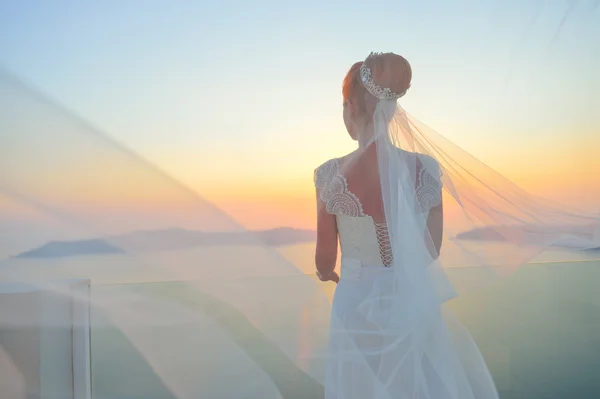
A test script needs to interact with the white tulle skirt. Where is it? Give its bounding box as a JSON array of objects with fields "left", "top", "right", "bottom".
[{"left": 324, "top": 262, "right": 499, "bottom": 399}]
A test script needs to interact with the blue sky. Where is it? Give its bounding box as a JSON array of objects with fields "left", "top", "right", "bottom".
[{"left": 1, "top": 0, "right": 598, "bottom": 224}]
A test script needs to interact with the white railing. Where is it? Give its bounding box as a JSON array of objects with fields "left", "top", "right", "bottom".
[{"left": 0, "top": 279, "right": 92, "bottom": 399}]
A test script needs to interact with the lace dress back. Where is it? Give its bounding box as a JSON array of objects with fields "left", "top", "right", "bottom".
[{"left": 314, "top": 156, "right": 442, "bottom": 267}]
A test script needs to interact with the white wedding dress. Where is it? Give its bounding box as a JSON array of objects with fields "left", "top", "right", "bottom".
[{"left": 315, "top": 155, "right": 499, "bottom": 399}]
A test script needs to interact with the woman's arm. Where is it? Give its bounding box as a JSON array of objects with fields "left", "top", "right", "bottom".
[
  {"left": 426, "top": 202, "right": 443, "bottom": 259},
  {"left": 315, "top": 191, "right": 339, "bottom": 283},
  {"left": 417, "top": 155, "right": 444, "bottom": 259}
]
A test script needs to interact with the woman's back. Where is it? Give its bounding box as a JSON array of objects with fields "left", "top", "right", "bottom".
[{"left": 314, "top": 149, "right": 442, "bottom": 268}]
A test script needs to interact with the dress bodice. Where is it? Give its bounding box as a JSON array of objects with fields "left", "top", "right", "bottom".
[{"left": 314, "top": 156, "right": 442, "bottom": 267}]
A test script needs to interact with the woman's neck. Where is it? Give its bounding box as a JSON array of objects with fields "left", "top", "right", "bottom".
[{"left": 357, "top": 123, "right": 375, "bottom": 149}]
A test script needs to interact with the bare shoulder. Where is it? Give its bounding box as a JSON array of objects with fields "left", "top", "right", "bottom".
[
  {"left": 394, "top": 148, "right": 441, "bottom": 177},
  {"left": 313, "top": 150, "right": 364, "bottom": 188}
]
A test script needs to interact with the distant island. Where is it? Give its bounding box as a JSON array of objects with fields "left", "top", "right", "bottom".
[
  {"left": 455, "top": 225, "right": 599, "bottom": 251},
  {"left": 14, "top": 227, "right": 317, "bottom": 259},
  {"left": 14, "top": 224, "right": 598, "bottom": 260}
]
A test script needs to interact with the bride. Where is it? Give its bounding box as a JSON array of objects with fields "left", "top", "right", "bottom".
[{"left": 314, "top": 52, "right": 499, "bottom": 399}]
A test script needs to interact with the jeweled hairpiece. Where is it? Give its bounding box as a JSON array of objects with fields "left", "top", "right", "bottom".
[{"left": 360, "top": 52, "right": 409, "bottom": 101}]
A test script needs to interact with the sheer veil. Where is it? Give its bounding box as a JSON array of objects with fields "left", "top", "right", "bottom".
[
  {"left": 0, "top": 70, "right": 332, "bottom": 398},
  {"left": 317, "top": 52, "right": 598, "bottom": 398},
  {"left": 1, "top": 13, "right": 599, "bottom": 399}
]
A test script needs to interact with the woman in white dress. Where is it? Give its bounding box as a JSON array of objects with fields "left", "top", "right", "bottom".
[{"left": 313, "top": 52, "right": 499, "bottom": 399}]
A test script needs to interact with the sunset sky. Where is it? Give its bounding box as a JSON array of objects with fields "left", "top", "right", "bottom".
[{"left": 1, "top": 0, "right": 598, "bottom": 231}]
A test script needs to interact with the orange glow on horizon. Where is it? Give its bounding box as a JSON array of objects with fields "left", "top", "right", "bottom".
[{"left": 4, "top": 126, "right": 597, "bottom": 232}]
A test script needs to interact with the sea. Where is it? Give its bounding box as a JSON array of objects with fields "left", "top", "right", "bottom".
[{"left": 2, "top": 243, "right": 599, "bottom": 399}]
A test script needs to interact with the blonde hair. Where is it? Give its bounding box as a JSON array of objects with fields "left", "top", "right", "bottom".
[
  {"left": 342, "top": 53, "right": 412, "bottom": 109},
  {"left": 342, "top": 61, "right": 365, "bottom": 103},
  {"left": 365, "top": 53, "right": 412, "bottom": 99}
]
